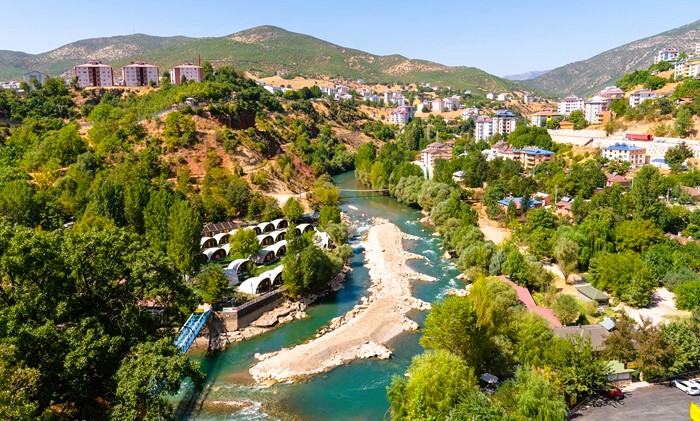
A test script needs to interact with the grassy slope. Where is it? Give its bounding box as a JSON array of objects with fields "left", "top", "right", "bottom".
[
  {"left": 0, "top": 26, "right": 520, "bottom": 94},
  {"left": 525, "top": 19, "right": 700, "bottom": 97}
]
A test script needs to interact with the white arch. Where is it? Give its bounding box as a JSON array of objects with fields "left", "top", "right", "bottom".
[
  {"left": 266, "top": 240, "right": 288, "bottom": 258},
  {"left": 270, "top": 229, "right": 287, "bottom": 242},
  {"left": 296, "top": 223, "right": 313, "bottom": 235},
  {"left": 200, "top": 236, "right": 216, "bottom": 249},
  {"left": 257, "top": 233, "right": 274, "bottom": 246},
  {"left": 272, "top": 218, "right": 288, "bottom": 229},
  {"left": 257, "top": 222, "right": 274, "bottom": 233},
  {"left": 203, "top": 247, "right": 226, "bottom": 261},
  {"left": 238, "top": 276, "right": 272, "bottom": 295},
  {"left": 213, "top": 232, "right": 230, "bottom": 245},
  {"left": 252, "top": 249, "right": 276, "bottom": 264}
]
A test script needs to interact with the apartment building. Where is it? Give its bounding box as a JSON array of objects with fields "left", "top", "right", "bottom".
[
  {"left": 23, "top": 71, "right": 49, "bottom": 86},
  {"left": 492, "top": 110, "right": 517, "bottom": 135},
  {"left": 171, "top": 63, "right": 204, "bottom": 84},
  {"left": 584, "top": 96, "right": 610, "bottom": 124},
  {"left": 421, "top": 141, "right": 454, "bottom": 179},
  {"left": 389, "top": 105, "right": 415, "bottom": 125},
  {"left": 530, "top": 109, "right": 561, "bottom": 127},
  {"left": 475, "top": 116, "right": 493, "bottom": 141},
  {"left": 431, "top": 98, "right": 444, "bottom": 113},
  {"left": 596, "top": 86, "right": 624, "bottom": 100},
  {"left": 74, "top": 61, "right": 114, "bottom": 88},
  {"left": 654, "top": 47, "right": 679, "bottom": 64},
  {"left": 515, "top": 147, "right": 555, "bottom": 170},
  {"left": 602, "top": 143, "right": 646, "bottom": 166},
  {"left": 557, "top": 95, "right": 585, "bottom": 115},
  {"left": 628, "top": 89, "right": 658, "bottom": 107},
  {"left": 674, "top": 58, "right": 700, "bottom": 79},
  {"left": 122, "top": 61, "right": 159, "bottom": 87}
]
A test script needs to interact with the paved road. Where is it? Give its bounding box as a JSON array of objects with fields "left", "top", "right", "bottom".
[{"left": 570, "top": 384, "right": 699, "bottom": 420}]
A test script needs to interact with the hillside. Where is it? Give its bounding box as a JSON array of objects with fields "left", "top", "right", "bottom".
[
  {"left": 525, "top": 19, "right": 700, "bottom": 97},
  {"left": 0, "top": 26, "right": 520, "bottom": 94},
  {"left": 503, "top": 70, "right": 549, "bottom": 81},
  {"left": 0, "top": 34, "right": 194, "bottom": 80}
]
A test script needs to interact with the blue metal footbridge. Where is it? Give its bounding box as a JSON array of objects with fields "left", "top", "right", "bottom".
[{"left": 174, "top": 307, "right": 211, "bottom": 353}]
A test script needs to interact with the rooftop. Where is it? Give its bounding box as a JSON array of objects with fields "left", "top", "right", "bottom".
[
  {"left": 515, "top": 147, "right": 555, "bottom": 156},
  {"left": 576, "top": 285, "right": 610, "bottom": 302},
  {"left": 554, "top": 324, "right": 609, "bottom": 350},
  {"left": 604, "top": 143, "right": 645, "bottom": 152},
  {"left": 494, "top": 110, "right": 516, "bottom": 118},
  {"left": 499, "top": 276, "right": 561, "bottom": 327}
]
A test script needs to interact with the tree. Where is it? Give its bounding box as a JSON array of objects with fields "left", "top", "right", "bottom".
[
  {"left": 387, "top": 350, "right": 477, "bottom": 421},
  {"left": 614, "top": 219, "right": 663, "bottom": 253},
  {"left": 111, "top": 338, "right": 203, "bottom": 420},
  {"left": 631, "top": 165, "right": 664, "bottom": 222},
  {"left": 144, "top": 189, "right": 174, "bottom": 253},
  {"left": 502, "top": 248, "right": 530, "bottom": 287},
  {"left": 567, "top": 110, "right": 589, "bottom": 130},
  {"left": 674, "top": 281, "right": 700, "bottom": 310},
  {"left": 282, "top": 197, "right": 304, "bottom": 223},
  {"left": 229, "top": 228, "right": 262, "bottom": 258},
  {"left": 665, "top": 142, "right": 693, "bottom": 167},
  {"left": 551, "top": 294, "right": 580, "bottom": 325},
  {"left": 318, "top": 205, "right": 341, "bottom": 228},
  {"left": 192, "top": 266, "right": 229, "bottom": 303},
  {"left": 226, "top": 177, "right": 251, "bottom": 217},
  {"left": 675, "top": 108, "right": 693, "bottom": 138},
  {"left": 495, "top": 365, "right": 568, "bottom": 421},
  {"left": 163, "top": 112, "right": 197, "bottom": 148},
  {"left": 553, "top": 236, "right": 579, "bottom": 282},
  {"left": 166, "top": 200, "right": 202, "bottom": 276},
  {"left": 420, "top": 295, "right": 490, "bottom": 370}
]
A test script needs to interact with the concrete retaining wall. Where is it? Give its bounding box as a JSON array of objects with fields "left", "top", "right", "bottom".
[{"left": 217, "top": 289, "right": 284, "bottom": 330}]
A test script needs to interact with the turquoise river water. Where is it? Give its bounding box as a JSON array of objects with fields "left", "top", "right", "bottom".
[{"left": 174, "top": 171, "right": 463, "bottom": 420}]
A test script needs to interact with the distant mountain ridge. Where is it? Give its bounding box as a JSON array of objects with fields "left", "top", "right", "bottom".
[
  {"left": 503, "top": 70, "right": 549, "bottom": 81},
  {"left": 525, "top": 19, "right": 700, "bottom": 97},
  {"left": 0, "top": 26, "right": 520, "bottom": 94}
]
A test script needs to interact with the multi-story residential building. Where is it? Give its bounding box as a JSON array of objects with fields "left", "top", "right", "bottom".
[
  {"left": 23, "top": 71, "right": 49, "bottom": 86},
  {"left": 122, "top": 61, "right": 159, "bottom": 87},
  {"left": 696, "top": 42, "right": 700, "bottom": 57},
  {"left": 431, "top": 98, "right": 444, "bottom": 113},
  {"left": 497, "top": 93, "right": 508, "bottom": 101},
  {"left": 389, "top": 105, "right": 415, "bottom": 125},
  {"left": 475, "top": 116, "right": 493, "bottom": 141},
  {"left": 629, "top": 89, "right": 659, "bottom": 107},
  {"left": 654, "top": 47, "right": 679, "bottom": 64},
  {"left": 514, "top": 147, "right": 555, "bottom": 170},
  {"left": 530, "top": 109, "right": 561, "bottom": 127},
  {"left": 421, "top": 141, "right": 454, "bottom": 179},
  {"left": 171, "top": 63, "right": 204, "bottom": 84},
  {"left": 523, "top": 92, "right": 537, "bottom": 103},
  {"left": 492, "top": 109, "right": 517, "bottom": 135},
  {"left": 557, "top": 95, "right": 585, "bottom": 115},
  {"left": 674, "top": 58, "right": 700, "bottom": 79},
  {"left": 584, "top": 96, "right": 610, "bottom": 124},
  {"left": 461, "top": 108, "right": 479, "bottom": 119},
  {"left": 74, "top": 61, "right": 114, "bottom": 88},
  {"left": 596, "top": 86, "right": 624, "bottom": 100},
  {"left": 486, "top": 92, "right": 494, "bottom": 100},
  {"left": 335, "top": 85, "right": 350, "bottom": 95},
  {"left": 320, "top": 86, "right": 336, "bottom": 96},
  {"left": 602, "top": 143, "right": 646, "bottom": 166}
]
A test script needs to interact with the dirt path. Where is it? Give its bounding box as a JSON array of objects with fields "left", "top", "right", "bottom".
[{"left": 248, "top": 219, "right": 434, "bottom": 384}]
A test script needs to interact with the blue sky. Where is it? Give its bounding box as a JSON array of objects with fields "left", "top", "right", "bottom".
[{"left": 4, "top": 1, "right": 699, "bottom": 76}]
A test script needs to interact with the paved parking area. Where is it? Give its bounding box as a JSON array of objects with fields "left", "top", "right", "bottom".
[{"left": 570, "top": 384, "right": 699, "bottom": 420}]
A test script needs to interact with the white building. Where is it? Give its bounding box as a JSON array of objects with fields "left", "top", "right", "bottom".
[
  {"left": 336, "top": 85, "right": 350, "bottom": 95},
  {"left": 629, "top": 89, "right": 659, "bottom": 108},
  {"left": 654, "top": 47, "right": 679, "bottom": 64},
  {"left": 497, "top": 93, "right": 508, "bottom": 101},
  {"left": 320, "top": 86, "right": 336, "bottom": 96},
  {"left": 122, "top": 62, "right": 159, "bottom": 87},
  {"left": 421, "top": 141, "right": 454, "bottom": 179},
  {"left": 461, "top": 108, "right": 479, "bottom": 119},
  {"left": 523, "top": 92, "right": 537, "bottom": 103},
  {"left": 602, "top": 143, "right": 646, "bottom": 166},
  {"left": 74, "top": 61, "right": 114, "bottom": 88},
  {"left": 475, "top": 117, "right": 493, "bottom": 141},
  {"left": 596, "top": 86, "right": 625, "bottom": 100},
  {"left": 492, "top": 110, "right": 517, "bottom": 135},
  {"left": 263, "top": 85, "right": 282, "bottom": 94},
  {"left": 389, "top": 105, "right": 415, "bottom": 125},
  {"left": 675, "top": 58, "right": 700, "bottom": 79},
  {"left": 23, "top": 71, "right": 49, "bottom": 86},
  {"left": 584, "top": 96, "right": 610, "bottom": 124},
  {"left": 171, "top": 63, "right": 203, "bottom": 84},
  {"left": 431, "top": 98, "right": 444, "bottom": 113},
  {"left": 486, "top": 92, "right": 494, "bottom": 100},
  {"left": 557, "top": 95, "right": 585, "bottom": 115}
]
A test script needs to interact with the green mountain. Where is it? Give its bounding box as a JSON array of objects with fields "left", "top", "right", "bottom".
[
  {"left": 525, "top": 19, "right": 700, "bottom": 97},
  {"left": 0, "top": 26, "right": 519, "bottom": 94}
]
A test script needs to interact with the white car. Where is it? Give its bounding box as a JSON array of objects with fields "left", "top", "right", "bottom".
[
  {"left": 689, "top": 378, "right": 700, "bottom": 388},
  {"left": 672, "top": 379, "right": 700, "bottom": 395}
]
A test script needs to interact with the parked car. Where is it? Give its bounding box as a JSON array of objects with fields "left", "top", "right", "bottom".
[
  {"left": 688, "top": 378, "right": 700, "bottom": 388},
  {"left": 594, "top": 387, "right": 623, "bottom": 401},
  {"left": 671, "top": 379, "right": 700, "bottom": 395}
]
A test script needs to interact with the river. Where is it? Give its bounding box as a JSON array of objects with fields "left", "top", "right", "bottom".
[{"left": 174, "top": 171, "right": 463, "bottom": 420}]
